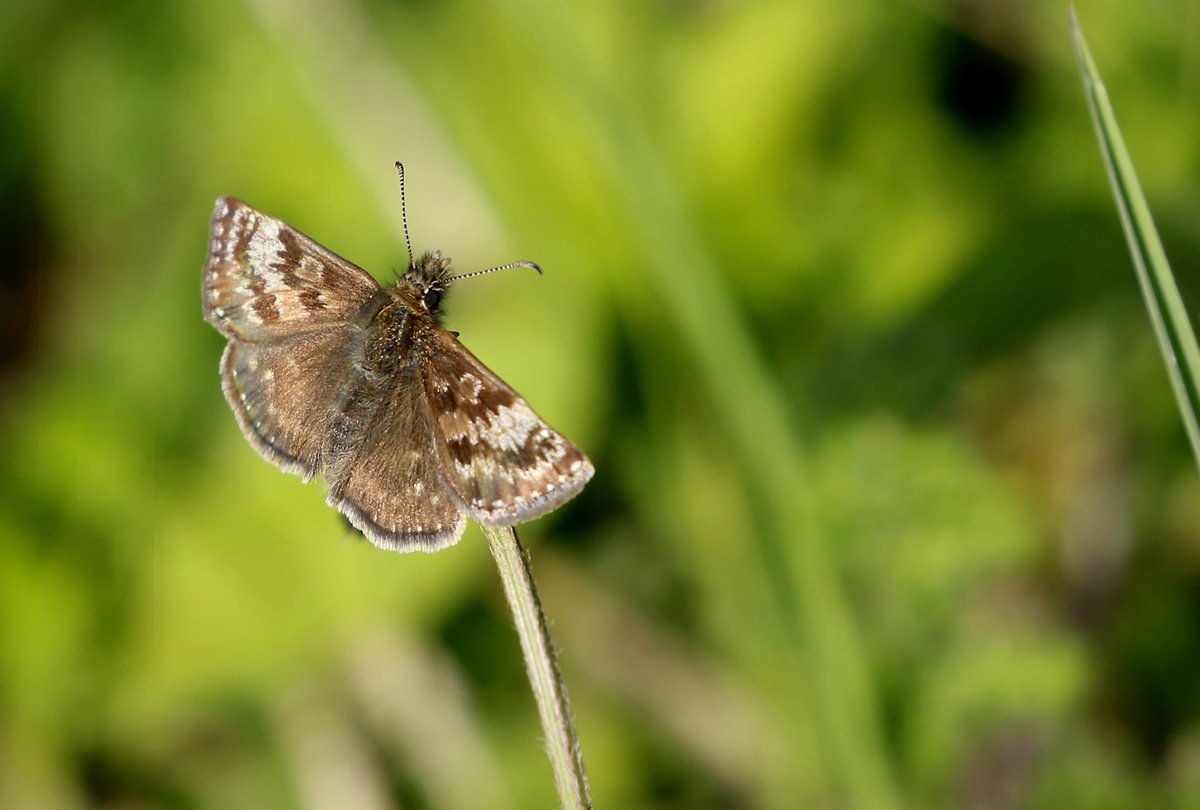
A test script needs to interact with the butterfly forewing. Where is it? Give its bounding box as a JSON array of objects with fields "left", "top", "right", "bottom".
[
  {"left": 204, "top": 197, "right": 383, "bottom": 342},
  {"left": 325, "top": 364, "right": 467, "bottom": 551},
  {"left": 421, "top": 329, "right": 594, "bottom": 526}
]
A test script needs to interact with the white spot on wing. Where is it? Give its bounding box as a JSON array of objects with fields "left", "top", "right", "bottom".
[{"left": 460, "top": 373, "right": 483, "bottom": 401}]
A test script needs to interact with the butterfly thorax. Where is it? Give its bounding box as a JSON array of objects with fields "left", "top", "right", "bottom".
[{"left": 361, "top": 251, "right": 453, "bottom": 377}]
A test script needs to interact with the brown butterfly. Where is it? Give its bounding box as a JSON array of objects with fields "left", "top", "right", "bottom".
[{"left": 202, "top": 163, "right": 593, "bottom": 552}]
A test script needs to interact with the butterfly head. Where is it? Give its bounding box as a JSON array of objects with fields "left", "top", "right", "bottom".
[{"left": 405, "top": 250, "right": 453, "bottom": 315}]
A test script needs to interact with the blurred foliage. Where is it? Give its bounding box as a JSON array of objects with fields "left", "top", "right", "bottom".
[{"left": 2, "top": 0, "right": 1200, "bottom": 808}]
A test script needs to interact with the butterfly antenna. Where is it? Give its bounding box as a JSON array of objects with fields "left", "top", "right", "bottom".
[
  {"left": 394, "top": 161, "right": 415, "bottom": 268},
  {"left": 448, "top": 260, "right": 543, "bottom": 283}
]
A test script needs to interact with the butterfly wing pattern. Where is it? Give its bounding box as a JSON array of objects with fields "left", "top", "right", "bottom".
[
  {"left": 204, "top": 197, "right": 383, "bottom": 341},
  {"left": 203, "top": 194, "right": 593, "bottom": 552},
  {"left": 205, "top": 197, "right": 384, "bottom": 480},
  {"left": 422, "top": 328, "right": 593, "bottom": 527}
]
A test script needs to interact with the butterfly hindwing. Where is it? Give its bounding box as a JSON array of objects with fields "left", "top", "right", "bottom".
[
  {"left": 220, "top": 327, "right": 364, "bottom": 480},
  {"left": 325, "top": 364, "right": 467, "bottom": 552}
]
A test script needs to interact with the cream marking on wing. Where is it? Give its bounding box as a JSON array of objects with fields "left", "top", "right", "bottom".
[
  {"left": 245, "top": 219, "right": 286, "bottom": 287},
  {"left": 460, "top": 373, "right": 483, "bottom": 401},
  {"left": 449, "top": 402, "right": 542, "bottom": 452}
]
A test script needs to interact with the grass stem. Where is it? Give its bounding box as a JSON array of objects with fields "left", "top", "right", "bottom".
[{"left": 484, "top": 524, "right": 591, "bottom": 809}]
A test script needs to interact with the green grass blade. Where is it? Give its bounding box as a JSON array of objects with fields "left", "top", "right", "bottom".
[{"left": 1070, "top": 9, "right": 1200, "bottom": 470}]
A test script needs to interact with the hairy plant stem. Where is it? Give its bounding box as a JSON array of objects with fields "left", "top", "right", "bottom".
[{"left": 484, "top": 524, "right": 591, "bottom": 809}]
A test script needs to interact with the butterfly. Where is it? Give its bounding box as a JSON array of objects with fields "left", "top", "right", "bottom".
[{"left": 202, "top": 163, "right": 593, "bottom": 552}]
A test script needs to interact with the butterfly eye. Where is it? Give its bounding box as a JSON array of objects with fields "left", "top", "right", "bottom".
[{"left": 423, "top": 289, "right": 443, "bottom": 311}]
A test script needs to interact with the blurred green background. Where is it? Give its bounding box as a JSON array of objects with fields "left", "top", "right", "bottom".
[{"left": 4, "top": 1, "right": 1200, "bottom": 807}]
